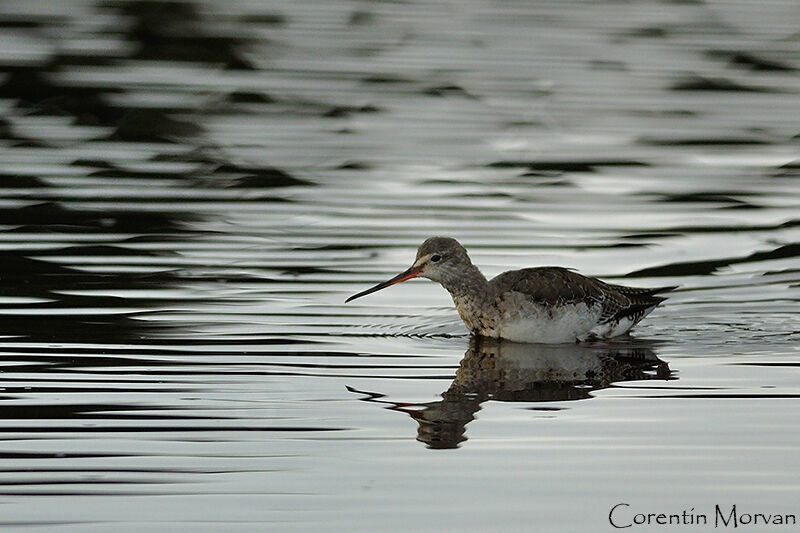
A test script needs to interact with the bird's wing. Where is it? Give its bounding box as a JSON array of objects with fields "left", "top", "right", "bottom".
[
  {"left": 492, "top": 267, "right": 606, "bottom": 308},
  {"left": 492, "top": 267, "right": 669, "bottom": 325},
  {"left": 603, "top": 283, "right": 679, "bottom": 297}
]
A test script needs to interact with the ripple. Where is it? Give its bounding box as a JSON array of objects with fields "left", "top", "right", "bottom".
[
  {"left": 626, "top": 243, "right": 800, "bottom": 277},
  {"left": 0, "top": 0, "right": 798, "bottom": 528}
]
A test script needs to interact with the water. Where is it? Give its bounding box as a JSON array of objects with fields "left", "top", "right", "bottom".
[{"left": 0, "top": 0, "right": 798, "bottom": 531}]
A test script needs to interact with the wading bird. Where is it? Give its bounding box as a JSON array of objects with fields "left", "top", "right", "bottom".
[{"left": 346, "top": 237, "right": 675, "bottom": 344}]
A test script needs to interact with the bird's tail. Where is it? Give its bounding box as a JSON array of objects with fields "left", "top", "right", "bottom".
[{"left": 606, "top": 284, "right": 679, "bottom": 297}]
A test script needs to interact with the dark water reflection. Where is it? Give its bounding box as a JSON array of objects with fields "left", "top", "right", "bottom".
[
  {"left": 0, "top": 0, "right": 798, "bottom": 529},
  {"left": 350, "top": 337, "right": 671, "bottom": 449}
]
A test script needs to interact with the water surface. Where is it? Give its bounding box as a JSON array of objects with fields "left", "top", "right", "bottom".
[{"left": 0, "top": 0, "right": 798, "bottom": 531}]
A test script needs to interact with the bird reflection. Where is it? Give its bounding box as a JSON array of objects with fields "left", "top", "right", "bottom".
[{"left": 348, "top": 336, "right": 672, "bottom": 449}]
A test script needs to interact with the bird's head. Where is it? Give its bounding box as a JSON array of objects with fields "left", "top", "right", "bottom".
[{"left": 345, "top": 236, "right": 471, "bottom": 302}]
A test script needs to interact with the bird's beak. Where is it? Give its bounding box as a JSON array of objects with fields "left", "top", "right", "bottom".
[{"left": 345, "top": 265, "right": 423, "bottom": 302}]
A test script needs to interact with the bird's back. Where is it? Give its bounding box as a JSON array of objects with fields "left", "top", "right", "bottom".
[{"left": 485, "top": 267, "right": 675, "bottom": 342}]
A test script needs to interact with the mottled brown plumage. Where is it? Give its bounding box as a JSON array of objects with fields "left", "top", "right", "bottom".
[
  {"left": 346, "top": 236, "right": 676, "bottom": 343},
  {"left": 492, "top": 267, "right": 669, "bottom": 325}
]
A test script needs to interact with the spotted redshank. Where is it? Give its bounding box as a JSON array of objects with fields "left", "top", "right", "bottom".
[{"left": 346, "top": 236, "right": 676, "bottom": 344}]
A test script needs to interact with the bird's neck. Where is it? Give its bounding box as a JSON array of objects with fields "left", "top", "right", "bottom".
[
  {"left": 440, "top": 263, "right": 488, "bottom": 300},
  {"left": 439, "top": 264, "right": 489, "bottom": 334}
]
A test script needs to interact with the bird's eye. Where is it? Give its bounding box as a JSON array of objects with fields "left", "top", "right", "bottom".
[{"left": 430, "top": 254, "right": 441, "bottom": 263}]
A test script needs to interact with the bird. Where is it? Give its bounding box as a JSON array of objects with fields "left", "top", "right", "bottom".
[{"left": 345, "top": 236, "right": 676, "bottom": 344}]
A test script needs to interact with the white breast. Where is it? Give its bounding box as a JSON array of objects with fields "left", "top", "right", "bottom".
[
  {"left": 485, "top": 292, "right": 604, "bottom": 344},
  {"left": 499, "top": 306, "right": 601, "bottom": 343}
]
